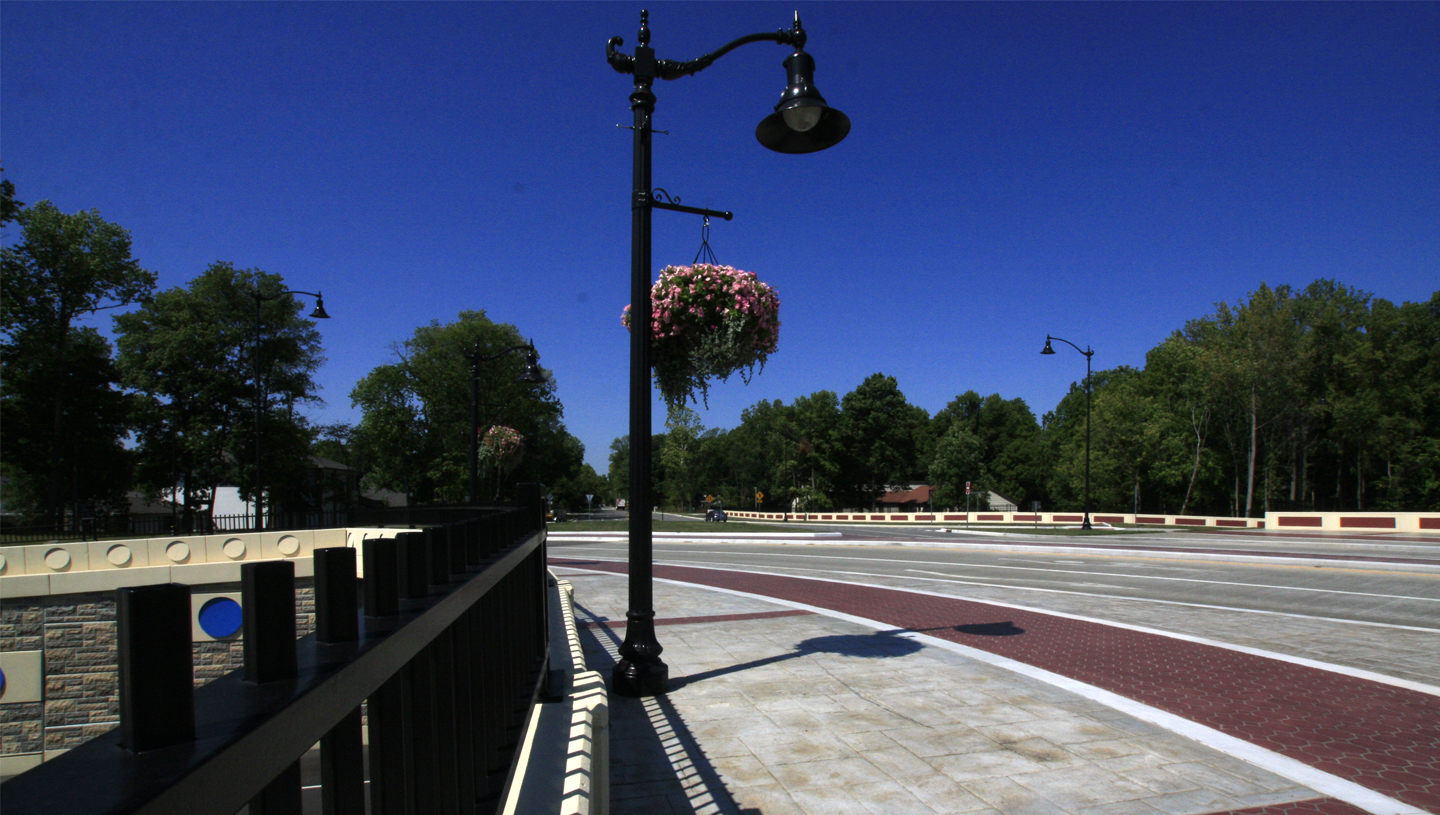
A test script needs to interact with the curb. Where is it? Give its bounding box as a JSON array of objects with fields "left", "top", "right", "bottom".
[{"left": 504, "top": 576, "right": 609, "bottom": 815}]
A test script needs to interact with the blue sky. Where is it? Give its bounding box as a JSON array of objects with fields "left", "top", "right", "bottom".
[{"left": 4, "top": 2, "right": 1437, "bottom": 473}]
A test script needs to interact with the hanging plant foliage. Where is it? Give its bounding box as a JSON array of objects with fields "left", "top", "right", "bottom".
[
  {"left": 622, "top": 263, "right": 780, "bottom": 408},
  {"left": 479, "top": 425, "right": 525, "bottom": 470}
]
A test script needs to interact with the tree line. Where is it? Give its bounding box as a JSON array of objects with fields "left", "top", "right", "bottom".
[
  {"left": 5, "top": 183, "right": 1436, "bottom": 523},
  {"left": 613, "top": 280, "right": 1439, "bottom": 517},
  {"left": 2, "top": 183, "right": 598, "bottom": 527}
]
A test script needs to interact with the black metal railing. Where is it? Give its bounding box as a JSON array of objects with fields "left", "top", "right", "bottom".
[{"left": 2, "top": 499, "right": 550, "bottom": 815}]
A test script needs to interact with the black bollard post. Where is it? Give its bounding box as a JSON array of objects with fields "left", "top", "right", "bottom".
[
  {"left": 363, "top": 537, "right": 400, "bottom": 617},
  {"left": 242, "top": 559, "right": 297, "bottom": 684},
  {"left": 314, "top": 546, "right": 358, "bottom": 644},
  {"left": 242, "top": 560, "right": 300, "bottom": 815},
  {"left": 117, "top": 583, "right": 194, "bottom": 752}
]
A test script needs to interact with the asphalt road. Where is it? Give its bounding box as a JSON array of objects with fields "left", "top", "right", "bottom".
[{"left": 547, "top": 527, "right": 1440, "bottom": 686}]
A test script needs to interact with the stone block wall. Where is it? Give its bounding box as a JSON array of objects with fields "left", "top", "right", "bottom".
[{"left": 1, "top": 582, "right": 316, "bottom": 761}]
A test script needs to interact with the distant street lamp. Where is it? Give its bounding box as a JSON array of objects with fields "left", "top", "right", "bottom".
[
  {"left": 251, "top": 289, "right": 329, "bottom": 532},
  {"left": 463, "top": 342, "right": 544, "bottom": 505},
  {"left": 607, "top": 10, "right": 849, "bottom": 697},
  {"left": 1041, "top": 335, "right": 1093, "bottom": 530}
]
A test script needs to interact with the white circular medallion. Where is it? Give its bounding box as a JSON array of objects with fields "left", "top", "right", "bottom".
[
  {"left": 44, "top": 548, "right": 72, "bottom": 570},
  {"left": 223, "top": 538, "right": 246, "bottom": 559},
  {"left": 0, "top": 552, "right": 8, "bottom": 573},
  {"left": 106, "top": 545, "right": 133, "bottom": 566},
  {"left": 166, "top": 541, "right": 190, "bottom": 562},
  {"left": 277, "top": 536, "right": 301, "bottom": 556}
]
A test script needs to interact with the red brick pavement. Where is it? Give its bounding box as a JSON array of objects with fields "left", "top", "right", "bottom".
[{"left": 553, "top": 558, "right": 1440, "bottom": 812}]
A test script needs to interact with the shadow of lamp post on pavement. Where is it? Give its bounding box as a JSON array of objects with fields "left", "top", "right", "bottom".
[{"left": 606, "top": 8, "right": 852, "bottom": 698}]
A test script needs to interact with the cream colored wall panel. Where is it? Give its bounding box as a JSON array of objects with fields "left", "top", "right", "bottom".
[
  {"left": 86, "top": 540, "right": 151, "bottom": 570},
  {"left": 147, "top": 535, "right": 208, "bottom": 566},
  {"left": 0, "top": 573, "right": 51, "bottom": 599},
  {"left": 23, "top": 543, "right": 89, "bottom": 575},
  {"left": 50, "top": 565, "right": 171, "bottom": 595},
  {"left": 171, "top": 561, "right": 244, "bottom": 585},
  {"left": 206, "top": 533, "right": 259, "bottom": 563},
  {"left": 0, "top": 753, "right": 43, "bottom": 777},
  {"left": 191, "top": 591, "right": 244, "bottom": 641},
  {"left": 262, "top": 529, "right": 314, "bottom": 559},
  {"left": 0, "top": 649, "right": 44, "bottom": 702}
]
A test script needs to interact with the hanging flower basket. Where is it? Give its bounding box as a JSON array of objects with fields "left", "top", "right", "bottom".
[
  {"left": 622, "top": 263, "right": 780, "bottom": 408},
  {"left": 479, "top": 425, "right": 525, "bottom": 469}
]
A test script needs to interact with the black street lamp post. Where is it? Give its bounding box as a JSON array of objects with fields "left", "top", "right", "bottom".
[
  {"left": 463, "top": 342, "right": 544, "bottom": 505},
  {"left": 606, "top": 9, "right": 849, "bottom": 697},
  {"left": 1041, "top": 335, "right": 1094, "bottom": 530},
  {"left": 251, "top": 289, "right": 329, "bottom": 532}
]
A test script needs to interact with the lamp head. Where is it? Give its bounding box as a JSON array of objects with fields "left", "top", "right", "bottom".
[
  {"left": 517, "top": 344, "right": 545, "bottom": 385},
  {"left": 309, "top": 294, "right": 331, "bottom": 320},
  {"left": 1040, "top": 337, "right": 1056, "bottom": 355},
  {"left": 756, "top": 48, "right": 850, "bottom": 154}
]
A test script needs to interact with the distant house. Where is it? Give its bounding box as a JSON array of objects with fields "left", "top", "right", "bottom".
[
  {"left": 878, "top": 485, "right": 1019, "bottom": 512},
  {"left": 878, "top": 485, "right": 934, "bottom": 511}
]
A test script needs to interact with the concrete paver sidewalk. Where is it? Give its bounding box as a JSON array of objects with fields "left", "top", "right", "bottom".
[{"left": 552, "top": 562, "right": 1410, "bottom": 815}]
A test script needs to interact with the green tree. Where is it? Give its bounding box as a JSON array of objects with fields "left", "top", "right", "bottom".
[
  {"left": 1187, "top": 283, "right": 1306, "bottom": 516},
  {"left": 115, "top": 263, "right": 324, "bottom": 522},
  {"left": 1143, "top": 334, "right": 1222, "bottom": 515},
  {"left": 1, "top": 167, "right": 21, "bottom": 226},
  {"left": 1, "top": 198, "right": 155, "bottom": 524},
  {"left": 928, "top": 423, "right": 987, "bottom": 510},
  {"left": 608, "top": 436, "right": 630, "bottom": 505},
  {"left": 930, "top": 391, "right": 1043, "bottom": 508},
  {"left": 1, "top": 328, "right": 135, "bottom": 520},
  {"left": 1086, "top": 367, "right": 1163, "bottom": 513},
  {"left": 350, "top": 311, "right": 573, "bottom": 504},
  {"left": 835, "top": 374, "right": 930, "bottom": 508},
  {"left": 659, "top": 406, "right": 704, "bottom": 510}
]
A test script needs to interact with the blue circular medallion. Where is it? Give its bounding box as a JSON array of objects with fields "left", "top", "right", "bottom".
[{"left": 198, "top": 597, "right": 243, "bottom": 639}]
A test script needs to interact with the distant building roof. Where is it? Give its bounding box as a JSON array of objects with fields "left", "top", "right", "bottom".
[
  {"left": 879, "top": 485, "right": 933, "bottom": 504},
  {"left": 310, "top": 455, "right": 358, "bottom": 473}
]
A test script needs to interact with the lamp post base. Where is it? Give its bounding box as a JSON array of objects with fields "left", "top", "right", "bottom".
[
  {"left": 612, "top": 612, "right": 669, "bottom": 697},
  {"left": 612, "top": 657, "right": 669, "bottom": 697}
]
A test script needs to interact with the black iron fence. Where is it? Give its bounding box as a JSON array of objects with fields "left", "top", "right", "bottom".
[
  {"left": 0, "top": 505, "right": 521, "bottom": 544},
  {"left": 3, "top": 500, "right": 550, "bottom": 815}
]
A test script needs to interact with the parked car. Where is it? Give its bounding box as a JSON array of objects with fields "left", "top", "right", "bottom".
[{"left": 705, "top": 508, "right": 728, "bottom": 522}]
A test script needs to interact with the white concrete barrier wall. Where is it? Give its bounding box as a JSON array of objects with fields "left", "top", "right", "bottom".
[
  {"left": 724, "top": 509, "right": 1439, "bottom": 532},
  {"left": 722, "top": 510, "right": 1269, "bottom": 528},
  {"left": 0, "top": 527, "right": 408, "bottom": 598}
]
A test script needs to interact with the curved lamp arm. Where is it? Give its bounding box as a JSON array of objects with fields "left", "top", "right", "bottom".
[
  {"left": 465, "top": 341, "right": 544, "bottom": 384},
  {"left": 1041, "top": 335, "right": 1092, "bottom": 360},
  {"left": 607, "top": 13, "right": 804, "bottom": 80},
  {"left": 252, "top": 288, "right": 330, "bottom": 319}
]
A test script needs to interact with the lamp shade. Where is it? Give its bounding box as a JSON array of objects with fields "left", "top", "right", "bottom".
[
  {"left": 1040, "top": 338, "right": 1055, "bottom": 354},
  {"left": 756, "top": 50, "right": 850, "bottom": 154},
  {"left": 310, "top": 295, "right": 330, "bottom": 320},
  {"left": 517, "top": 346, "right": 545, "bottom": 384}
]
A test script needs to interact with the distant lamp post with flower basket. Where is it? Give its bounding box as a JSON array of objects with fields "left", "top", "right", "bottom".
[{"left": 478, "top": 425, "right": 526, "bottom": 499}]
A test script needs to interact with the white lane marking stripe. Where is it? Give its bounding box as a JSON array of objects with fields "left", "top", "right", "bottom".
[{"left": 632, "top": 569, "right": 1431, "bottom": 815}]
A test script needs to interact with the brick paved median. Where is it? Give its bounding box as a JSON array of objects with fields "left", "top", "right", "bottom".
[{"left": 554, "top": 559, "right": 1439, "bottom": 813}]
